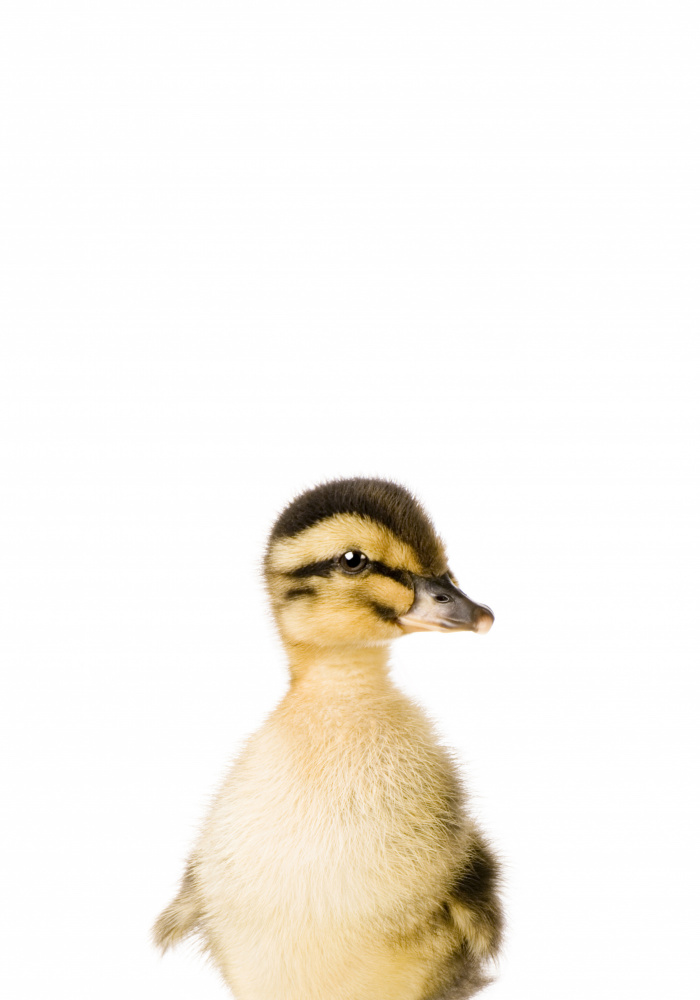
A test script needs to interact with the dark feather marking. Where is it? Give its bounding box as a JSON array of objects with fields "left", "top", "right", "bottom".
[
  {"left": 368, "top": 601, "right": 398, "bottom": 622},
  {"left": 268, "top": 478, "right": 445, "bottom": 574},
  {"left": 371, "top": 561, "right": 413, "bottom": 588},
  {"left": 285, "top": 586, "right": 317, "bottom": 599},
  {"left": 419, "top": 838, "right": 503, "bottom": 999},
  {"left": 450, "top": 838, "right": 504, "bottom": 958},
  {"left": 285, "top": 559, "right": 413, "bottom": 588},
  {"left": 423, "top": 946, "right": 492, "bottom": 1000},
  {"left": 286, "top": 560, "right": 335, "bottom": 578},
  {"left": 451, "top": 840, "right": 502, "bottom": 921}
]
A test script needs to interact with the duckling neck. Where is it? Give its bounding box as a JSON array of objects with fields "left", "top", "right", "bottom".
[{"left": 285, "top": 643, "right": 392, "bottom": 693}]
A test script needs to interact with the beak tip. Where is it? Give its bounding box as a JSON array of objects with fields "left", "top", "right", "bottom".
[{"left": 474, "top": 608, "right": 494, "bottom": 634}]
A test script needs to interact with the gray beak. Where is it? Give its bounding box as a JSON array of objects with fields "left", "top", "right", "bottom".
[{"left": 398, "top": 574, "right": 494, "bottom": 635}]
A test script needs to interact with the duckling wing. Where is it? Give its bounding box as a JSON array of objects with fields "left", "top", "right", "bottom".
[
  {"left": 152, "top": 859, "right": 202, "bottom": 953},
  {"left": 444, "top": 835, "right": 503, "bottom": 960}
]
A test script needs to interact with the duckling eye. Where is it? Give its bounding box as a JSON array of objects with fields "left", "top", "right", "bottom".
[{"left": 338, "top": 551, "right": 368, "bottom": 574}]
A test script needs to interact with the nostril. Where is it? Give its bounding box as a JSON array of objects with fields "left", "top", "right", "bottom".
[{"left": 434, "top": 594, "right": 452, "bottom": 604}]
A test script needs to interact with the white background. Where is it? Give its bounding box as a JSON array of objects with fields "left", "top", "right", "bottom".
[{"left": 1, "top": 2, "right": 699, "bottom": 998}]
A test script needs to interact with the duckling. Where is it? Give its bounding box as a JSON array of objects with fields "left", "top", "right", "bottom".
[{"left": 154, "top": 477, "right": 502, "bottom": 1000}]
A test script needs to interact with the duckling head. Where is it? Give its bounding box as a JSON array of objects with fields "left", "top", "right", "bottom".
[{"left": 264, "top": 477, "right": 494, "bottom": 650}]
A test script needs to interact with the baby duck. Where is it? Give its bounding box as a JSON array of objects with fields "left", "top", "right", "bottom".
[{"left": 154, "top": 477, "right": 502, "bottom": 1000}]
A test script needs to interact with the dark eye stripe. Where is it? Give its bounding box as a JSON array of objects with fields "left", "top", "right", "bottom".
[
  {"left": 370, "top": 562, "right": 413, "bottom": 588},
  {"left": 286, "top": 558, "right": 413, "bottom": 586}
]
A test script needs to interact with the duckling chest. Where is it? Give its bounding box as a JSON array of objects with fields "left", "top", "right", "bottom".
[{"left": 200, "top": 693, "right": 461, "bottom": 924}]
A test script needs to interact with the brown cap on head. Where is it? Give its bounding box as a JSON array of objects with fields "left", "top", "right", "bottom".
[{"left": 268, "top": 477, "right": 447, "bottom": 577}]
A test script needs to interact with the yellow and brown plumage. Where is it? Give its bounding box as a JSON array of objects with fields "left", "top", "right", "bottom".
[{"left": 154, "top": 477, "right": 502, "bottom": 999}]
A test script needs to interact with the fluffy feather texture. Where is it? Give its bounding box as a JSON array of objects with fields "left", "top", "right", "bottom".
[
  {"left": 268, "top": 477, "right": 446, "bottom": 576},
  {"left": 154, "top": 478, "right": 502, "bottom": 999}
]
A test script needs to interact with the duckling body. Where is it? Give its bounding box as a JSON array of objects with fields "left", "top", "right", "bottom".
[{"left": 155, "top": 479, "right": 502, "bottom": 999}]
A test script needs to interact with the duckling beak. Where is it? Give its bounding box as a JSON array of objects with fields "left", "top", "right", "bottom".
[{"left": 398, "top": 575, "right": 494, "bottom": 635}]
